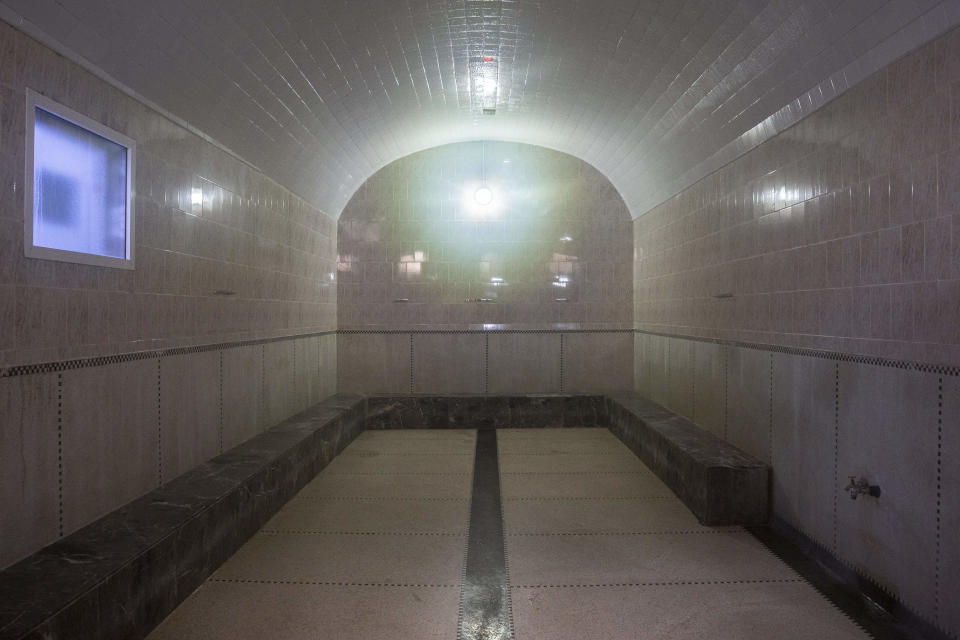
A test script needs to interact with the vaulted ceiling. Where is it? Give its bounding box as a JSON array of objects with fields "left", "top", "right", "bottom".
[{"left": 3, "top": 0, "right": 958, "bottom": 218}]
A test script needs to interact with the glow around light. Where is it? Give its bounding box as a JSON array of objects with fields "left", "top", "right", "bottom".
[
  {"left": 474, "top": 186, "right": 494, "bottom": 206},
  {"left": 476, "top": 77, "right": 498, "bottom": 96}
]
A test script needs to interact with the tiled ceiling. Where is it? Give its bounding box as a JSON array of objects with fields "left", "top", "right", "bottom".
[{"left": 2, "top": 0, "right": 958, "bottom": 218}]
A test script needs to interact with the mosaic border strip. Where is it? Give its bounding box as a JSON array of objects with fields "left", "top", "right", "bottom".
[
  {"left": 0, "top": 330, "right": 338, "bottom": 378},
  {"left": 634, "top": 329, "right": 960, "bottom": 377},
  {"left": 338, "top": 328, "right": 635, "bottom": 335},
  {"left": 7, "top": 326, "right": 959, "bottom": 380},
  {"left": 258, "top": 530, "right": 464, "bottom": 537}
]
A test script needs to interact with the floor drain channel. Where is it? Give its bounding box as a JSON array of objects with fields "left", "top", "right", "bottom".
[{"left": 458, "top": 429, "right": 512, "bottom": 640}]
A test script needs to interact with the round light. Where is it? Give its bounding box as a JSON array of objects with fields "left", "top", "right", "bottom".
[{"left": 474, "top": 186, "right": 494, "bottom": 206}]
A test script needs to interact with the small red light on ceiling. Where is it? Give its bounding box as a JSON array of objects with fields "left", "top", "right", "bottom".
[{"left": 482, "top": 56, "right": 495, "bottom": 62}]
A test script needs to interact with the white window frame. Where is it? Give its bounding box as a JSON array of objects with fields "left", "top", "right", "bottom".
[{"left": 24, "top": 89, "right": 136, "bottom": 270}]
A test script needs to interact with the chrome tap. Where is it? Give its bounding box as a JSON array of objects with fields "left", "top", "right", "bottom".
[{"left": 845, "top": 476, "right": 881, "bottom": 500}]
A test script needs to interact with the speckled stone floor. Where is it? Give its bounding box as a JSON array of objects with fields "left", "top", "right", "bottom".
[{"left": 148, "top": 428, "right": 869, "bottom": 640}]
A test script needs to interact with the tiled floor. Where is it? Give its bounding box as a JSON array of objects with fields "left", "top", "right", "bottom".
[
  {"left": 499, "top": 428, "right": 868, "bottom": 640},
  {"left": 147, "top": 429, "right": 475, "bottom": 640},
  {"left": 150, "top": 428, "right": 869, "bottom": 639}
]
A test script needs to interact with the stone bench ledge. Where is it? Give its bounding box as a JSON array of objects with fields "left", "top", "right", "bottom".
[
  {"left": 605, "top": 392, "right": 769, "bottom": 526},
  {"left": 0, "top": 393, "right": 365, "bottom": 640}
]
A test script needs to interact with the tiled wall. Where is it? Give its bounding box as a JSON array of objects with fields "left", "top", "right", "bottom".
[
  {"left": 338, "top": 141, "right": 633, "bottom": 394},
  {"left": 0, "top": 24, "right": 339, "bottom": 569},
  {"left": 634, "top": 333, "right": 958, "bottom": 637},
  {"left": 338, "top": 141, "right": 632, "bottom": 330},
  {"left": 632, "top": 27, "right": 960, "bottom": 638},
  {"left": 0, "top": 20, "right": 337, "bottom": 367},
  {"left": 338, "top": 330, "right": 633, "bottom": 395},
  {"left": 634, "top": 26, "right": 960, "bottom": 367}
]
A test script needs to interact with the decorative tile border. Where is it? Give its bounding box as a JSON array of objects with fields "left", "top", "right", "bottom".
[
  {"left": 0, "top": 331, "right": 338, "bottom": 378},
  {"left": 634, "top": 329, "right": 960, "bottom": 377},
  {"left": 6, "top": 327, "right": 959, "bottom": 380},
  {"left": 338, "top": 329, "right": 635, "bottom": 335}
]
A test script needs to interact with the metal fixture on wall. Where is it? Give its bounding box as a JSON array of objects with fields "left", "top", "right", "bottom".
[{"left": 844, "top": 476, "right": 881, "bottom": 500}]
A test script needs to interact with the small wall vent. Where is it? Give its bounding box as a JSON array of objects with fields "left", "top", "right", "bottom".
[{"left": 482, "top": 108, "right": 496, "bottom": 116}]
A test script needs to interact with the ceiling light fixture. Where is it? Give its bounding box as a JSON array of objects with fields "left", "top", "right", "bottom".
[{"left": 475, "top": 186, "right": 493, "bottom": 206}]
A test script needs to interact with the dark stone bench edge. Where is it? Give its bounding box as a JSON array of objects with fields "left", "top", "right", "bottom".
[
  {"left": 604, "top": 393, "right": 770, "bottom": 527},
  {"left": 0, "top": 393, "right": 366, "bottom": 640}
]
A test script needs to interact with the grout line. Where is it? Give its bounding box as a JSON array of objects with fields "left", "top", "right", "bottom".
[
  {"left": 506, "top": 530, "right": 745, "bottom": 536},
  {"left": 456, "top": 433, "right": 476, "bottom": 640},
  {"left": 832, "top": 362, "right": 839, "bottom": 551},
  {"left": 498, "top": 451, "right": 636, "bottom": 456},
  {"left": 500, "top": 442, "right": 516, "bottom": 640},
  {"left": 768, "top": 352, "right": 774, "bottom": 465},
  {"left": 218, "top": 350, "right": 224, "bottom": 453},
  {"left": 501, "top": 471, "right": 655, "bottom": 476},
  {"left": 511, "top": 579, "right": 805, "bottom": 589},
  {"left": 323, "top": 472, "right": 472, "bottom": 476},
  {"left": 503, "top": 496, "right": 676, "bottom": 501},
  {"left": 210, "top": 578, "right": 459, "bottom": 588},
  {"left": 559, "top": 333, "right": 565, "bottom": 393},
  {"left": 260, "top": 344, "right": 266, "bottom": 429},
  {"left": 157, "top": 357, "right": 162, "bottom": 485},
  {"left": 56, "top": 372, "right": 63, "bottom": 538},
  {"left": 691, "top": 343, "right": 696, "bottom": 419},
  {"left": 344, "top": 451, "right": 475, "bottom": 456},
  {"left": 293, "top": 496, "right": 470, "bottom": 502},
  {"left": 259, "top": 530, "right": 465, "bottom": 536},
  {"left": 484, "top": 333, "right": 489, "bottom": 394},
  {"left": 935, "top": 376, "right": 943, "bottom": 622},
  {"left": 723, "top": 345, "right": 729, "bottom": 441}
]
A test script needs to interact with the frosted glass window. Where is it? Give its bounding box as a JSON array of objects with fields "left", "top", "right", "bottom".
[{"left": 25, "top": 91, "right": 135, "bottom": 269}]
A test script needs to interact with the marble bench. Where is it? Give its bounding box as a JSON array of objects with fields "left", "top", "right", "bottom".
[
  {"left": 364, "top": 394, "right": 609, "bottom": 430},
  {"left": 0, "top": 393, "right": 365, "bottom": 640},
  {"left": 605, "top": 393, "right": 770, "bottom": 526}
]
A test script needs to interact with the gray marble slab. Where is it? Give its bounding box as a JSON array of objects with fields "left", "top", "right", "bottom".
[
  {"left": 605, "top": 393, "right": 769, "bottom": 526},
  {"left": 0, "top": 394, "right": 365, "bottom": 640}
]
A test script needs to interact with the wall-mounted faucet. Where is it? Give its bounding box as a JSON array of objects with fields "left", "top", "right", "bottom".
[{"left": 845, "top": 476, "right": 881, "bottom": 500}]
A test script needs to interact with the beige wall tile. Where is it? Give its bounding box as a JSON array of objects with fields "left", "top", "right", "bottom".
[
  {"left": 0, "top": 374, "right": 58, "bottom": 569},
  {"left": 61, "top": 360, "right": 158, "bottom": 535},
  {"left": 562, "top": 332, "right": 633, "bottom": 393},
  {"left": 726, "top": 347, "right": 772, "bottom": 464},
  {"left": 263, "top": 341, "right": 294, "bottom": 428},
  {"left": 412, "top": 333, "right": 484, "bottom": 394},
  {"left": 221, "top": 344, "right": 263, "bottom": 450},
  {"left": 337, "top": 333, "right": 410, "bottom": 394},
  {"left": 487, "top": 333, "right": 560, "bottom": 394},
  {"left": 693, "top": 341, "right": 724, "bottom": 438},
  {"left": 836, "top": 364, "right": 939, "bottom": 622},
  {"left": 159, "top": 351, "right": 219, "bottom": 481},
  {"left": 771, "top": 353, "right": 837, "bottom": 549}
]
